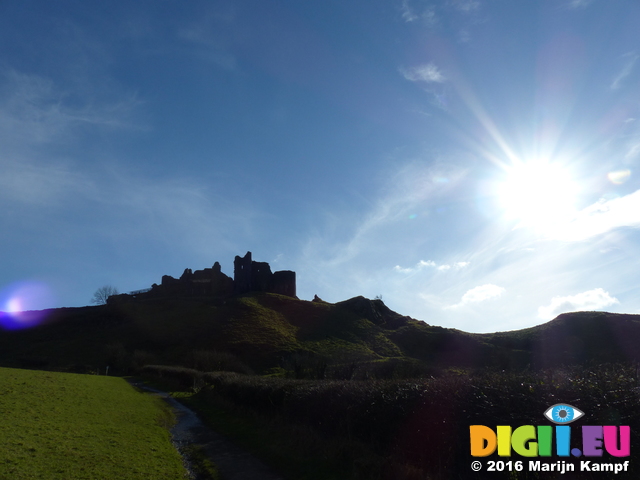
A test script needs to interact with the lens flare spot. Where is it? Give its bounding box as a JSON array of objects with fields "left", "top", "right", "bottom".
[
  {"left": 607, "top": 169, "right": 631, "bottom": 185},
  {"left": 0, "top": 281, "right": 55, "bottom": 330},
  {"left": 7, "top": 297, "right": 23, "bottom": 313}
]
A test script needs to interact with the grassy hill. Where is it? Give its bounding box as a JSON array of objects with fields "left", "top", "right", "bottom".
[
  {"left": 482, "top": 310, "right": 640, "bottom": 369},
  {"left": 0, "top": 367, "right": 186, "bottom": 479},
  {"left": 1, "top": 293, "right": 639, "bottom": 375}
]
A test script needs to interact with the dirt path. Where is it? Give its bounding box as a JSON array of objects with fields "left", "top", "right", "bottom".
[{"left": 128, "top": 381, "right": 285, "bottom": 480}]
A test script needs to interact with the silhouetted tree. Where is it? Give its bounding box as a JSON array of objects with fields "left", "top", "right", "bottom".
[{"left": 91, "top": 285, "right": 118, "bottom": 305}]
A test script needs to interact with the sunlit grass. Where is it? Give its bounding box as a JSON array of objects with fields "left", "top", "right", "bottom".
[{"left": 0, "top": 367, "right": 187, "bottom": 479}]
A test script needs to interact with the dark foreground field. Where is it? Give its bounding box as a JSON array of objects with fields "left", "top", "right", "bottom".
[{"left": 145, "top": 363, "right": 640, "bottom": 480}]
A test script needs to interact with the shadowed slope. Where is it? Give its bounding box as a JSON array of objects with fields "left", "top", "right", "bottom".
[{"left": 1, "top": 294, "right": 640, "bottom": 373}]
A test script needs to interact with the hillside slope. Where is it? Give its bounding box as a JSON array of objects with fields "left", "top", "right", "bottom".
[{"left": 1, "top": 294, "right": 639, "bottom": 374}]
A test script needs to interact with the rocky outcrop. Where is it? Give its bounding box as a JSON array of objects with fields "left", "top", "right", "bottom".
[{"left": 335, "top": 296, "right": 413, "bottom": 329}]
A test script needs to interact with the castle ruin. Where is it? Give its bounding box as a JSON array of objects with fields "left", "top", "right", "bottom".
[
  {"left": 233, "top": 252, "right": 296, "bottom": 297},
  {"left": 108, "top": 251, "right": 296, "bottom": 303}
]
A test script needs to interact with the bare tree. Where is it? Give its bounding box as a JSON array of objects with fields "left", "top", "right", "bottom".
[{"left": 91, "top": 285, "right": 119, "bottom": 305}]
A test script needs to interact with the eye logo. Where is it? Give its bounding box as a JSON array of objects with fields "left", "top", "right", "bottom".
[{"left": 544, "top": 404, "right": 584, "bottom": 424}]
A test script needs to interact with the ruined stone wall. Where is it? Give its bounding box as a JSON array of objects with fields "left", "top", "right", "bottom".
[
  {"left": 251, "top": 261, "right": 272, "bottom": 293},
  {"left": 114, "top": 252, "right": 296, "bottom": 302},
  {"left": 153, "top": 263, "right": 234, "bottom": 298},
  {"left": 233, "top": 251, "right": 297, "bottom": 297}
]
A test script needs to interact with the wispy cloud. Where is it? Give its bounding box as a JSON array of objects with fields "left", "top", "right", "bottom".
[
  {"left": 178, "top": 26, "right": 237, "bottom": 71},
  {"left": 401, "top": 63, "right": 446, "bottom": 83},
  {"left": 611, "top": 52, "right": 639, "bottom": 90},
  {"left": 394, "top": 259, "right": 469, "bottom": 274},
  {"left": 566, "top": 0, "right": 594, "bottom": 9},
  {"left": 401, "top": 0, "right": 419, "bottom": 22},
  {"left": 307, "top": 161, "right": 467, "bottom": 266},
  {"left": 625, "top": 142, "right": 640, "bottom": 160},
  {"left": 401, "top": 1, "right": 438, "bottom": 26},
  {"left": 296, "top": 160, "right": 471, "bottom": 306},
  {"left": 457, "top": 29, "right": 471, "bottom": 44},
  {"left": 177, "top": 6, "right": 238, "bottom": 71},
  {"left": 0, "top": 158, "right": 95, "bottom": 207},
  {"left": 394, "top": 260, "right": 436, "bottom": 273},
  {"left": 550, "top": 189, "right": 640, "bottom": 241},
  {"left": 0, "top": 69, "right": 144, "bottom": 207},
  {"left": 0, "top": 70, "right": 142, "bottom": 146},
  {"left": 0, "top": 66, "right": 255, "bottom": 265},
  {"left": 446, "top": 284, "right": 505, "bottom": 309},
  {"left": 538, "top": 288, "right": 619, "bottom": 320},
  {"left": 95, "top": 170, "right": 258, "bottom": 258},
  {"left": 423, "top": 6, "right": 438, "bottom": 26},
  {"left": 448, "top": 0, "right": 481, "bottom": 13}
]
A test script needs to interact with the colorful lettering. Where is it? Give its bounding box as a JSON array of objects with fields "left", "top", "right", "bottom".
[{"left": 470, "top": 425, "right": 630, "bottom": 458}]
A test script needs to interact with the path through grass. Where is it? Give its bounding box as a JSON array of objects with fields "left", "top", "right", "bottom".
[{"left": 0, "top": 367, "right": 187, "bottom": 479}]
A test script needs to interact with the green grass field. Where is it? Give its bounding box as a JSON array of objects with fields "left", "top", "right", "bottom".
[{"left": 0, "top": 367, "right": 187, "bottom": 479}]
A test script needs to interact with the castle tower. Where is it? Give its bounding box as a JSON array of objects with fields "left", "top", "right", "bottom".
[
  {"left": 270, "top": 270, "right": 296, "bottom": 297},
  {"left": 234, "top": 251, "right": 253, "bottom": 294}
]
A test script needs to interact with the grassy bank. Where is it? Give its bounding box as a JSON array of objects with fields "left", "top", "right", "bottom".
[{"left": 0, "top": 367, "right": 187, "bottom": 479}]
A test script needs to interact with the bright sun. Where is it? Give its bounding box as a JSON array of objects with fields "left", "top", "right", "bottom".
[{"left": 497, "top": 159, "right": 579, "bottom": 233}]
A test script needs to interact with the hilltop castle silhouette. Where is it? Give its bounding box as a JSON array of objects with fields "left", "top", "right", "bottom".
[{"left": 109, "top": 252, "right": 296, "bottom": 303}]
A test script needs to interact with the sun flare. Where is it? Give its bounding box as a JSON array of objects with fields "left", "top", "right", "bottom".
[{"left": 497, "top": 159, "right": 579, "bottom": 233}]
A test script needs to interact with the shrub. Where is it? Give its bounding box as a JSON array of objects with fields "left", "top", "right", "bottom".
[
  {"left": 186, "top": 349, "right": 254, "bottom": 375},
  {"left": 193, "top": 363, "right": 640, "bottom": 479},
  {"left": 142, "top": 365, "right": 204, "bottom": 390}
]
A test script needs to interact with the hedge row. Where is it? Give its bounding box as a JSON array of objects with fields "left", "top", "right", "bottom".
[{"left": 144, "top": 363, "right": 640, "bottom": 479}]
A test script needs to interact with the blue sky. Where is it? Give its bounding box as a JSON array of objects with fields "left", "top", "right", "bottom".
[{"left": 1, "top": 0, "right": 639, "bottom": 332}]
